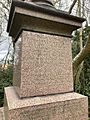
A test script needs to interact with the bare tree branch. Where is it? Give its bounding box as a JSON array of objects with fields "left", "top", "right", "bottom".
[
  {"left": 2, "top": 43, "right": 12, "bottom": 70},
  {"left": 68, "top": 0, "right": 77, "bottom": 14},
  {"left": 0, "top": 1, "right": 9, "bottom": 12},
  {"left": 73, "top": 32, "right": 90, "bottom": 75}
]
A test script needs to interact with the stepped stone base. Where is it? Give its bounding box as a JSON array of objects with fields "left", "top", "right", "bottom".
[{"left": 4, "top": 87, "right": 88, "bottom": 120}]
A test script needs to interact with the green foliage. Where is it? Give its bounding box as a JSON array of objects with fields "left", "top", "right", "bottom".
[{"left": 0, "top": 64, "right": 13, "bottom": 107}]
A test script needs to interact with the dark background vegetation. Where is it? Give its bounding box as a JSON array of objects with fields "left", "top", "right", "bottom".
[{"left": 0, "top": 64, "right": 13, "bottom": 106}]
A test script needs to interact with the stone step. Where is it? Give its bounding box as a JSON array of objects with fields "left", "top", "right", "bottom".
[
  {"left": 0, "top": 107, "right": 5, "bottom": 120},
  {"left": 1, "top": 106, "right": 90, "bottom": 120}
]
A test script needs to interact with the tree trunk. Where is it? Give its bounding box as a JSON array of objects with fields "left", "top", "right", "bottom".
[{"left": 73, "top": 33, "right": 90, "bottom": 76}]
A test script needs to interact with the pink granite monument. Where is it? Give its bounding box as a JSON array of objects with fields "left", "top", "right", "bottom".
[{"left": 4, "top": 0, "right": 88, "bottom": 120}]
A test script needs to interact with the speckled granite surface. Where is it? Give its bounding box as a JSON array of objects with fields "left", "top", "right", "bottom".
[
  {"left": 0, "top": 108, "right": 5, "bottom": 120},
  {"left": 13, "top": 31, "right": 73, "bottom": 98},
  {"left": 4, "top": 87, "right": 88, "bottom": 120}
]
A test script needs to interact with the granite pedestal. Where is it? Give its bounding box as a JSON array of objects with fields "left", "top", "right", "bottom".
[
  {"left": 13, "top": 30, "right": 73, "bottom": 98},
  {"left": 4, "top": 0, "right": 88, "bottom": 120},
  {"left": 4, "top": 87, "right": 88, "bottom": 120}
]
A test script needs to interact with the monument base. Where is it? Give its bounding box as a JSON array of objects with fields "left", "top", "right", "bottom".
[
  {"left": 4, "top": 87, "right": 88, "bottom": 120},
  {"left": 0, "top": 108, "right": 5, "bottom": 120}
]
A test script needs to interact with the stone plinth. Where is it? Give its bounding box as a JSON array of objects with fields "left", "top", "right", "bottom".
[
  {"left": 4, "top": 0, "right": 88, "bottom": 120},
  {"left": 7, "top": 1, "right": 85, "bottom": 98},
  {"left": 4, "top": 87, "right": 88, "bottom": 120},
  {"left": 0, "top": 108, "right": 5, "bottom": 120},
  {"left": 13, "top": 30, "right": 73, "bottom": 98}
]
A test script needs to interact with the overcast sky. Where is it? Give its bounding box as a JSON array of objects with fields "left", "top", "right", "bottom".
[{"left": 0, "top": 31, "right": 12, "bottom": 61}]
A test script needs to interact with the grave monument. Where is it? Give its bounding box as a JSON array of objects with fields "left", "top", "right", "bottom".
[{"left": 4, "top": 0, "right": 88, "bottom": 120}]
